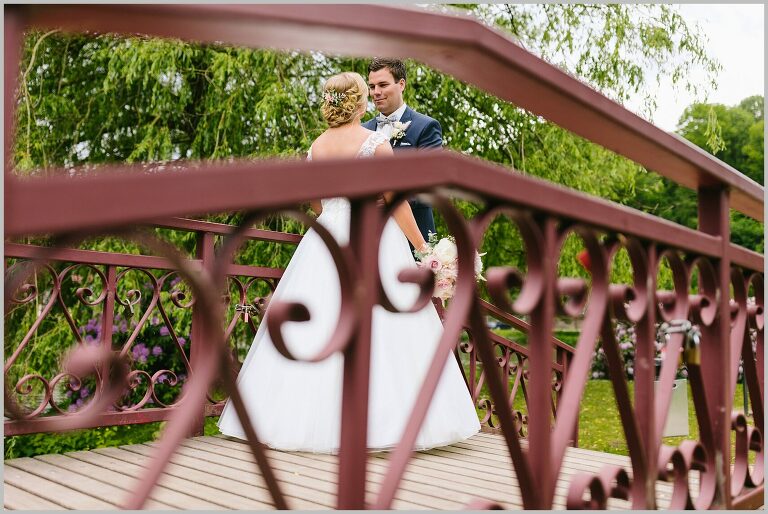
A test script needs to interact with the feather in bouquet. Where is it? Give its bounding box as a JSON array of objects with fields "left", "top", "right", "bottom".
[{"left": 415, "top": 232, "right": 485, "bottom": 305}]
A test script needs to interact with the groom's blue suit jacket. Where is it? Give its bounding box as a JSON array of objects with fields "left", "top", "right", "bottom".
[
  {"left": 362, "top": 106, "right": 442, "bottom": 151},
  {"left": 363, "top": 106, "right": 442, "bottom": 243}
]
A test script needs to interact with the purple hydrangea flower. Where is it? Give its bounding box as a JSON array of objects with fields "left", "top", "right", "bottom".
[
  {"left": 132, "top": 343, "right": 150, "bottom": 363},
  {"left": 178, "top": 337, "right": 187, "bottom": 347},
  {"left": 80, "top": 387, "right": 90, "bottom": 398},
  {"left": 159, "top": 326, "right": 170, "bottom": 337},
  {"left": 152, "top": 345, "right": 163, "bottom": 356},
  {"left": 68, "top": 404, "right": 77, "bottom": 412},
  {"left": 88, "top": 318, "right": 100, "bottom": 332},
  {"left": 151, "top": 315, "right": 160, "bottom": 326},
  {"left": 75, "top": 398, "right": 84, "bottom": 407},
  {"left": 170, "top": 276, "right": 182, "bottom": 287}
]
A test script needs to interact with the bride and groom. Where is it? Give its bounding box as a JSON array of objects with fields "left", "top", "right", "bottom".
[{"left": 217, "top": 58, "right": 480, "bottom": 452}]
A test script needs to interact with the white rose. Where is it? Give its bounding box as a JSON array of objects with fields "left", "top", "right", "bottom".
[{"left": 433, "top": 238, "right": 458, "bottom": 264}]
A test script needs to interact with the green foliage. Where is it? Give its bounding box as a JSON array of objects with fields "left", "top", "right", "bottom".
[
  {"left": 678, "top": 98, "right": 763, "bottom": 184},
  {"left": 468, "top": 4, "right": 720, "bottom": 114},
  {"left": 5, "top": 416, "right": 225, "bottom": 460},
  {"left": 630, "top": 96, "right": 764, "bottom": 253},
  {"left": 4, "top": 422, "right": 161, "bottom": 459}
]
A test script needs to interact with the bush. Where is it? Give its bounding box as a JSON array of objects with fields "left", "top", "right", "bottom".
[{"left": 590, "top": 321, "right": 750, "bottom": 382}]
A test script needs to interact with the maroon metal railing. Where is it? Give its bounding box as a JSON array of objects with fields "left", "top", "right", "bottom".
[
  {"left": 4, "top": 4, "right": 763, "bottom": 511},
  {"left": 4, "top": 218, "right": 296, "bottom": 436},
  {"left": 5, "top": 217, "right": 570, "bottom": 438}
]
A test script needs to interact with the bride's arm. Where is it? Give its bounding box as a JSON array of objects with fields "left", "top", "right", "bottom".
[
  {"left": 374, "top": 143, "right": 428, "bottom": 253},
  {"left": 386, "top": 194, "right": 428, "bottom": 253}
]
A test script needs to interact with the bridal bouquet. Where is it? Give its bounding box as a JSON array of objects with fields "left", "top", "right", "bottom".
[{"left": 415, "top": 233, "right": 485, "bottom": 304}]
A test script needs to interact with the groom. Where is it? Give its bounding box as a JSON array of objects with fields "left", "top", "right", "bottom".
[{"left": 364, "top": 58, "right": 442, "bottom": 247}]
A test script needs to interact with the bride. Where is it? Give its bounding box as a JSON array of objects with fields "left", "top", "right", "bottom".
[{"left": 217, "top": 71, "right": 480, "bottom": 453}]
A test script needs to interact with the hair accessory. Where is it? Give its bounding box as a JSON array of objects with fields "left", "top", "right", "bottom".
[{"left": 323, "top": 90, "right": 347, "bottom": 107}]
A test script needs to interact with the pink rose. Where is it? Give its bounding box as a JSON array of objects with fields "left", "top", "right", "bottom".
[
  {"left": 435, "top": 278, "right": 455, "bottom": 300},
  {"left": 424, "top": 256, "right": 442, "bottom": 271}
]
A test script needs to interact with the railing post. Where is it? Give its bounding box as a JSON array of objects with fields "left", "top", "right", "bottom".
[
  {"left": 557, "top": 349, "right": 578, "bottom": 447},
  {"left": 634, "top": 242, "right": 658, "bottom": 509},
  {"left": 527, "top": 217, "right": 558, "bottom": 507},
  {"left": 337, "top": 198, "right": 377, "bottom": 509},
  {"left": 99, "top": 266, "right": 117, "bottom": 400},
  {"left": 698, "top": 185, "right": 732, "bottom": 508},
  {"left": 188, "top": 231, "right": 216, "bottom": 438}
]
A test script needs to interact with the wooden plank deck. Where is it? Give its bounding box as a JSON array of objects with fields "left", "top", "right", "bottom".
[{"left": 4, "top": 432, "right": 680, "bottom": 510}]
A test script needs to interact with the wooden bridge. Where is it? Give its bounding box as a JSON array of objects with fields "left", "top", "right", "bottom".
[{"left": 5, "top": 432, "right": 692, "bottom": 510}]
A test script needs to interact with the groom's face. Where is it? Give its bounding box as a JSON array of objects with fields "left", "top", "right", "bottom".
[{"left": 368, "top": 68, "right": 405, "bottom": 116}]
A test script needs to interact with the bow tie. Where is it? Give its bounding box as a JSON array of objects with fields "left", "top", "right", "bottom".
[{"left": 376, "top": 114, "right": 398, "bottom": 127}]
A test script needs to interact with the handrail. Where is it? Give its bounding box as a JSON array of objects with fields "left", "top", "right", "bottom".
[
  {"left": 149, "top": 217, "right": 302, "bottom": 245},
  {"left": 4, "top": 242, "right": 286, "bottom": 279},
  {"left": 5, "top": 151, "right": 751, "bottom": 261},
  {"left": 9, "top": 3, "right": 763, "bottom": 220},
  {"left": 479, "top": 299, "right": 574, "bottom": 355}
]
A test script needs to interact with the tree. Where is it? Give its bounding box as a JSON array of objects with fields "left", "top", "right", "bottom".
[
  {"left": 631, "top": 96, "right": 764, "bottom": 253},
  {"left": 677, "top": 96, "right": 763, "bottom": 184}
]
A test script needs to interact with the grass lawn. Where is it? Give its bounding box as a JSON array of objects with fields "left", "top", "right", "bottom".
[{"left": 580, "top": 380, "right": 751, "bottom": 457}]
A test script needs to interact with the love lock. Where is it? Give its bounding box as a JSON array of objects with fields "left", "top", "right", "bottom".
[
  {"left": 683, "top": 325, "right": 701, "bottom": 366},
  {"left": 235, "top": 303, "right": 258, "bottom": 323},
  {"left": 658, "top": 319, "right": 701, "bottom": 366}
]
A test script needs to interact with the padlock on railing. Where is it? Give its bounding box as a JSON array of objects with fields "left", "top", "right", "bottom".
[
  {"left": 235, "top": 303, "right": 259, "bottom": 323},
  {"left": 657, "top": 319, "right": 701, "bottom": 366}
]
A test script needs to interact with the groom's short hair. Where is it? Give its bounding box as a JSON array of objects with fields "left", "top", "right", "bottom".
[{"left": 368, "top": 58, "right": 406, "bottom": 83}]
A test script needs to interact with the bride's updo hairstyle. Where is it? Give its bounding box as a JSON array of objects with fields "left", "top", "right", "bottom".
[{"left": 321, "top": 72, "right": 368, "bottom": 128}]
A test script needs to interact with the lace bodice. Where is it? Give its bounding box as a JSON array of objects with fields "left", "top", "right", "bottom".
[{"left": 307, "top": 132, "right": 390, "bottom": 213}]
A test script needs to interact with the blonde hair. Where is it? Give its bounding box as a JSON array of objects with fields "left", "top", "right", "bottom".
[{"left": 321, "top": 72, "right": 368, "bottom": 128}]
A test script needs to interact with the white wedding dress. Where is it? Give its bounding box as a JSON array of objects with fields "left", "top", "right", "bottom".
[{"left": 217, "top": 132, "right": 480, "bottom": 453}]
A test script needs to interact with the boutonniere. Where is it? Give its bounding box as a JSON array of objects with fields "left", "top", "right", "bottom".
[{"left": 390, "top": 120, "right": 412, "bottom": 141}]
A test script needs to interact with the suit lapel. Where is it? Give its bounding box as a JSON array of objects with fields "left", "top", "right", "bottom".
[{"left": 399, "top": 106, "right": 414, "bottom": 124}]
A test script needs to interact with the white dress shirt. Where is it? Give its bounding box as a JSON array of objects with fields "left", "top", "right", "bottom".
[{"left": 374, "top": 103, "right": 408, "bottom": 140}]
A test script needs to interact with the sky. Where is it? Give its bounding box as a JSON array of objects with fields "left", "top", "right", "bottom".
[{"left": 624, "top": 3, "right": 764, "bottom": 133}]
